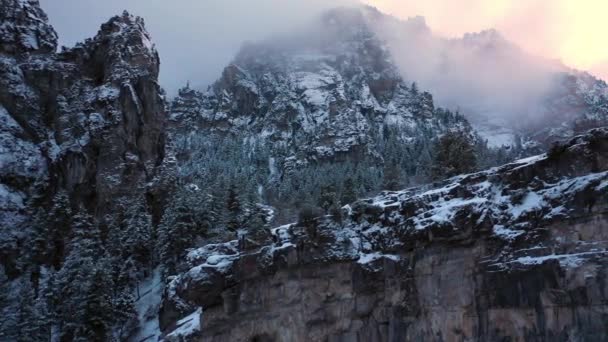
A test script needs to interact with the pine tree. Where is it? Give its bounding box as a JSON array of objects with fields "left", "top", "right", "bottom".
[
  {"left": 55, "top": 208, "right": 108, "bottom": 341},
  {"left": 47, "top": 191, "right": 73, "bottom": 269},
  {"left": 121, "top": 199, "right": 153, "bottom": 272},
  {"left": 111, "top": 289, "right": 137, "bottom": 339},
  {"left": 246, "top": 204, "right": 271, "bottom": 244},
  {"left": 341, "top": 178, "right": 358, "bottom": 205},
  {"left": 225, "top": 184, "right": 241, "bottom": 232},
  {"left": 158, "top": 195, "right": 197, "bottom": 275},
  {"left": 15, "top": 278, "right": 37, "bottom": 342},
  {"left": 431, "top": 131, "right": 477, "bottom": 180},
  {"left": 74, "top": 268, "right": 113, "bottom": 342},
  {"left": 206, "top": 191, "right": 223, "bottom": 229},
  {"left": 318, "top": 184, "right": 337, "bottom": 213},
  {"left": 383, "top": 163, "right": 402, "bottom": 191},
  {"left": 29, "top": 208, "right": 49, "bottom": 265}
]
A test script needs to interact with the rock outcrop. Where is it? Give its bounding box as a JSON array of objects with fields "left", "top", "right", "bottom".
[
  {"left": 0, "top": 0, "right": 58, "bottom": 54},
  {"left": 0, "top": 0, "right": 165, "bottom": 229},
  {"left": 169, "top": 8, "right": 472, "bottom": 165},
  {"left": 161, "top": 128, "right": 608, "bottom": 341}
]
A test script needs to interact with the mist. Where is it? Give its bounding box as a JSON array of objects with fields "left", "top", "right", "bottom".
[
  {"left": 364, "top": 10, "right": 573, "bottom": 133},
  {"left": 39, "top": 0, "right": 600, "bottom": 132},
  {"left": 39, "top": 0, "right": 354, "bottom": 94}
]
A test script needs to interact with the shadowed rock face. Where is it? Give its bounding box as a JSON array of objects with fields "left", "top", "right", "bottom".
[
  {"left": 161, "top": 128, "right": 608, "bottom": 341},
  {"left": 0, "top": 0, "right": 165, "bottom": 225}
]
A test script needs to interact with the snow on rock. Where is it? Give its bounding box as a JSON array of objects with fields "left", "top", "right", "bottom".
[
  {"left": 0, "top": 104, "right": 46, "bottom": 227},
  {"left": 163, "top": 308, "right": 202, "bottom": 342},
  {"left": 0, "top": 0, "right": 58, "bottom": 54},
  {"left": 160, "top": 127, "right": 608, "bottom": 338},
  {"left": 168, "top": 7, "right": 473, "bottom": 166},
  {"left": 0, "top": 0, "right": 166, "bottom": 224},
  {"left": 492, "top": 225, "right": 524, "bottom": 240}
]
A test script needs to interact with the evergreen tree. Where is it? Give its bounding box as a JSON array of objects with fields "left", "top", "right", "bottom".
[
  {"left": 206, "top": 190, "right": 223, "bottom": 229},
  {"left": 47, "top": 191, "right": 73, "bottom": 269},
  {"left": 29, "top": 208, "right": 49, "bottom": 266},
  {"left": 158, "top": 194, "right": 197, "bottom": 275},
  {"left": 431, "top": 131, "right": 477, "bottom": 180},
  {"left": 318, "top": 184, "right": 338, "bottom": 213},
  {"left": 341, "top": 178, "right": 358, "bottom": 205},
  {"left": 55, "top": 208, "right": 109, "bottom": 341},
  {"left": 246, "top": 204, "right": 271, "bottom": 244},
  {"left": 74, "top": 268, "right": 113, "bottom": 342},
  {"left": 121, "top": 199, "right": 153, "bottom": 272},
  {"left": 383, "top": 163, "right": 402, "bottom": 191},
  {"left": 225, "top": 184, "right": 241, "bottom": 232},
  {"left": 14, "top": 278, "right": 39, "bottom": 342}
]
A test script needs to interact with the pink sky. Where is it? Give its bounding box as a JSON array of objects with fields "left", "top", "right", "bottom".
[{"left": 365, "top": 0, "right": 608, "bottom": 81}]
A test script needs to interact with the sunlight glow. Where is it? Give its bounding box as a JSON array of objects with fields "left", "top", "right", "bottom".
[{"left": 364, "top": 0, "right": 608, "bottom": 79}]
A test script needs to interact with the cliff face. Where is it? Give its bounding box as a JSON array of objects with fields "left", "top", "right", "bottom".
[
  {"left": 0, "top": 0, "right": 165, "bottom": 226},
  {"left": 161, "top": 128, "right": 608, "bottom": 341}
]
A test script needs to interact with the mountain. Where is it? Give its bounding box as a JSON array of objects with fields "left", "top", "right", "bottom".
[
  {"left": 0, "top": 1, "right": 165, "bottom": 226},
  {"left": 0, "top": 0, "right": 166, "bottom": 340},
  {"left": 363, "top": 6, "right": 608, "bottom": 149},
  {"left": 161, "top": 127, "right": 608, "bottom": 341},
  {"left": 167, "top": 7, "right": 495, "bottom": 225},
  {"left": 170, "top": 8, "right": 474, "bottom": 164},
  {"left": 1, "top": 2, "right": 607, "bottom": 341}
]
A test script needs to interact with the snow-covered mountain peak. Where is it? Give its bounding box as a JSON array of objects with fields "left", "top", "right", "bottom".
[
  {"left": 75, "top": 10, "right": 159, "bottom": 82},
  {"left": 169, "top": 6, "right": 473, "bottom": 167}
]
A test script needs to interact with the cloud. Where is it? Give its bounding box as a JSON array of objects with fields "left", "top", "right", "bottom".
[
  {"left": 591, "top": 61, "right": 608, "bottom": 82},
  {"left": 39, "top": 0, "right": 355, "bottom": 94},
  {"left": 363, "top": 0, "right": 608, "bottom": 80}
]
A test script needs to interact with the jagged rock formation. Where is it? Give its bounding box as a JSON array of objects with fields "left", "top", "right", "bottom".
[
  {"left": 0, "top": 0, "right": 58, "bottom": 54},
  {"left": 0, "top": 0, "right": 165, "bottom": 269},
  {"left": 169, "top": 8, "right": 472, "bottom": 165},
  {"left": 0, "top": 0, "right": 165, "bottom": 226},
  {"left": 161, "top": 128, "right": 608, "bottom": 341}
]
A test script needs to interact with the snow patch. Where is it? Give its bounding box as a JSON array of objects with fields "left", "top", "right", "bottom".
[
  {"left": 164, "top": 307, "right": 202, "bottom": 341},
  {"left": 493, "top": 225, "right": 524, "bottom": 240},
  {"left": 131, "top": 269, "right": 163, "bottom": 342}
]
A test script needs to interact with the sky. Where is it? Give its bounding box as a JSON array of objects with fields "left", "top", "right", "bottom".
[
  {"left": 39, "top": 0, "right": 353, "bottom": 93},
  {"left": 364, "top": 0, "right": 608, "bottom": 80},
  {"left": 39, "top": 0, "right": 608, "bottom": 93}
]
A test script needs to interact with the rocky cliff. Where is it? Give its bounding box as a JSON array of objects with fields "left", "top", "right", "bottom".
[
  {"left": 169, "top": 8, "right": 472, "bottom": 166},
  {"left": 161, "top": 128, "right": 608, "bottom": 341},
  {"left": 0, "top": 0, "right": 165, "bottom": 229}
]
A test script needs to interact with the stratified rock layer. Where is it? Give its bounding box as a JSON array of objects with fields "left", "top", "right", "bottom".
[{"left": 162, "top": 128, "right": 608, "bottom": 342}]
